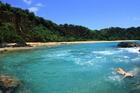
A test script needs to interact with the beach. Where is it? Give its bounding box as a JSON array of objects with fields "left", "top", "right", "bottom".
[{"left": 0, "top": 40, "right": 139, "bottom": 53}]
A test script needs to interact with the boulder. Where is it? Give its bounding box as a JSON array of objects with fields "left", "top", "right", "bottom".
[
  {"left": 0, "top": 75, "right": 20, "bottom": 93},
  {"left": 117, "top": 42, "right": 140, "bottom": 48}
]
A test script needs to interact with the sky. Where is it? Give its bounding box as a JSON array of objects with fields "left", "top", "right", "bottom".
[{"left": 1, "top": 0, "right": 140, "bottom": 29}]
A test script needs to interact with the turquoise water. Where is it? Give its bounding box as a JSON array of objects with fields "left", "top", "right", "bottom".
[{"left": 0, "top": 42, "right": 140, "bottom": 93}]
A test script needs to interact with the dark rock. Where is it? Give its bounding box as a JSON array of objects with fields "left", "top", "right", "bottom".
[
  {"left": 0, "top": 75, "right": 20, "bottom": 93},
  {"left": 12, "top": 42, "right": 28, "bottom": 47},
  {"left": 0, "top": 43, "right": 9, "bottom": 48},
  {"left": 117, "top": 42, "right": 140, "bottom": 48}
]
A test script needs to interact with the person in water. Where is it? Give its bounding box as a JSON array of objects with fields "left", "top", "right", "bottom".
[{"left": 116, "top": 68, "right": 134, "bottom": 80}]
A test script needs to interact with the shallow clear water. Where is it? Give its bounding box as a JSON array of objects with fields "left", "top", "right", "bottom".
[{"left": 0, "top": 42, "right": 140, "bottom": 93}]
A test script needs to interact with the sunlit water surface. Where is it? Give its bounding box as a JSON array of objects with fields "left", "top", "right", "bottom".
[{"left": 0, "top": 42, "right": 140, "bottom": 93}]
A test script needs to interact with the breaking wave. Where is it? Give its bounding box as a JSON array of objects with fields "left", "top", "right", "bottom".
[
  {"left": 92, "top": 49, "right": 123, "bottom": 56},
  {"left": 119, "top": 47, "right": 140, "bottom": 54}
]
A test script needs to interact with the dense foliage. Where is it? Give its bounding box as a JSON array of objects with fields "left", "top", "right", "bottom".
[{"left": 0, "top": 1, "right": 140, "bottom": 44}]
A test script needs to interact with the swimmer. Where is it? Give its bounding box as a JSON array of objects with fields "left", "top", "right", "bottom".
[{"left": 116, "top": 68, "right": 134, "bottom": 80}]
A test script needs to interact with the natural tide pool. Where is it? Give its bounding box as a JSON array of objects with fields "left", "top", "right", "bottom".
[{"left": 0, "top": 42, "right": 140, "bottom": 93}]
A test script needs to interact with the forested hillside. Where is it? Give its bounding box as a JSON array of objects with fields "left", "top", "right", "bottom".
[{"left": 0, "top": 1, "right": 140, "bottom": 44}]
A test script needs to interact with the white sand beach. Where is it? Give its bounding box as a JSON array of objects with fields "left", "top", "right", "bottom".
[{"left": 0, "top": 40, "right": 139, "bottom": 53}]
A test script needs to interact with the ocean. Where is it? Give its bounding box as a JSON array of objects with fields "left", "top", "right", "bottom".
[{"left": 0, "top": 42, "right": 140, "bottom": 93}]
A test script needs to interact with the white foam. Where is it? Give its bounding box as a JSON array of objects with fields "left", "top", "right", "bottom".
[
  {"left": 106, "top": 70, "right": 122, "bottom": 83},
  {"left": 119, "top": 47, "right": 140, "bottom": 54},
  {"left": 123, "top": 56, "right": 129, "bottom": 59},
  {"left": 108, "top": 75, "right": 121, "bottom": 81},
  {"left": 74, "top": 58, "right": 94, "bottom": 66},
  {"left": 92, "top": 49, "right": 123, "bottom": 56},
  {"left": 107, "top": 68, "right": 124, "bottom": 82},
  {"left": 47, "top": 50, "right": 71, "bottom": 57},
  {"left": 92, "top": 51, "right": 114, "bottom": 55},
  {"left": 95, "top": 56, "right": 102, "bottom": 59},
  {"left": 56, "top": 53, "right": 67, "bottom": 57},
  {"left": 128, "top": 67, "right": 139, "bottom": 76},
  {"left": 131, "top": 57, "right": 140, "bottom": 61}
]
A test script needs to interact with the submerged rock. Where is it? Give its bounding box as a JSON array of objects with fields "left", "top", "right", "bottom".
[
  {"left": 0, "top": 75, "right": 20, "bottom": 93},
  {"left": 117, "top": 42, "right": 140, "bottom": 48}
]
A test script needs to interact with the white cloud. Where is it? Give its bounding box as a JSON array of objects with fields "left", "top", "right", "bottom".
[
  {"left": 29, "top": 7, "right": 39, "bottom": 13},
  {"left": 36, "top": 3, "right": 44, "bottom": 7},
  {"left": 23, "top": 0, "right": 32, "bottom": 5},
  {"left": 26, "top": 2, "right": 44, "bottom": 14}
]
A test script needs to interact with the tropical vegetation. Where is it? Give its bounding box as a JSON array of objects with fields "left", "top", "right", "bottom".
[{"left": 0, "top": 1, "right": 140, "bottom": 45}]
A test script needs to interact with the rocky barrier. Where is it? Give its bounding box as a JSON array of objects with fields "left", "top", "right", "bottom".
[
  {"left": 0, "top": 75, "right": 20, "bottom": 93},
  {"left": 117, "top": 42, "right": 140, "bottom": 48}
]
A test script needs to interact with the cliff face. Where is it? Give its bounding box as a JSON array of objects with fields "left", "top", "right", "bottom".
[{"left": 0, "top": 10, "right": 37, "bottom": 41}]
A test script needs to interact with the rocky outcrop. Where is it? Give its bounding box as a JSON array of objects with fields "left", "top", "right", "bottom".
[
  {"left": 0, "top": 75, "right": 20, "bottom": 93},
  {"left": 117, "top": 42, "right": 140, "bottom": 48}
]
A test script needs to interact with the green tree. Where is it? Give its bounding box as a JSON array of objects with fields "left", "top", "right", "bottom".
[{"left": 0, "top": 23, "right": 26, "bottom": 44}]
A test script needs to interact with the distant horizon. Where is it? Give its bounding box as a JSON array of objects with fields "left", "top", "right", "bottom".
[{"left": 1, "top": 0, "right": 140, "bottom": 29}]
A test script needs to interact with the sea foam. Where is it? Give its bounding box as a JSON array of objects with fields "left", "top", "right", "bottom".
[
  {"left": 74, "top": 58, "right": 94, "bottom": 66},
  {"left": 119, "top": 47, "right": 140, "bottom": 54},
  {"left": 92, "top": 51, "right": 114, "bottom": 55},
  {"left": 128, "top": 67, "right": 139, "bottom": 76},
  {"left": 92, "top": 49, "right": 123, "bottom": 56}
]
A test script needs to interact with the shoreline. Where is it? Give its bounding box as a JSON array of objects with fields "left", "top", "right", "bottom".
[
  {"left": 28, "top": 40, "right": 139, "bottom": 46},
  {"left": 0, "top": 40, "right": 139, "bottom": 53}
]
